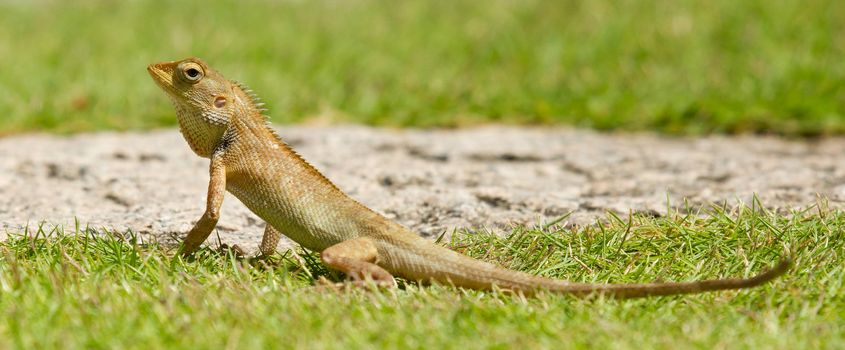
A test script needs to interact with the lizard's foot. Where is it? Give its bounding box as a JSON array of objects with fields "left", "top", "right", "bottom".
[
  {"left": 255, "top": 251, "right": 277, "bottom": 260},
  {"left": 218, "top": 243, "right": 247, "bottom": 258},
  {"left": 179, "top": 239, "right": 204, "bottom": 258},
  {"left": 315, "top": 276, "right": 397, "bottom": 293},
  {"left": 315, "top": 238, "right": 398, "bottom": 292}
]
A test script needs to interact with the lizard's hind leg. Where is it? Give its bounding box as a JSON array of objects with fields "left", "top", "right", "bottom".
[
  {"left": 223, "top": 224, "right": 282, "bottom": 258},
  {"left": 258, "top": 224, "right": 282, "bottom": 257},
  {"left": 320, "top": 238, "right": 397, "bottom": 288}
]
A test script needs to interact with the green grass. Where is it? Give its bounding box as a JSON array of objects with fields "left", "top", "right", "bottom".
[
  {"left": 1, "top": 0, "right": 844, "bottom": 135},
  {"left": 1, "top": 202, "right": 841, "bottom": 349}
]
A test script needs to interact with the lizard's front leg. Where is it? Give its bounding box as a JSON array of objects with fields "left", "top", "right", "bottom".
[{"left": 180, "top": 152, "right": 227, "bottom": 257}]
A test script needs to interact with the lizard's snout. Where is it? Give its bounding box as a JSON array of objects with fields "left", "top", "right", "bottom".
[
  {"left": 147, "top": 62, "right": 169, "bottom": 76},
  {"left": 147, "top": 61, "right": 176, "bottom": 89},
  {"left": 146, "top": 64, "right": 157, "bottom": 78}
]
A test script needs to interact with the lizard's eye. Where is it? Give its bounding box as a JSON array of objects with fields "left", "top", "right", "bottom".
[
  {"left": 186, "top": 68, "right": 200, "bottom": 79},
  {"left": 178, "top": 62, "right": 204, "bottom": 83}
]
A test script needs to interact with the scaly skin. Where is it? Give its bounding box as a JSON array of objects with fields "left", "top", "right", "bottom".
[{"left": 147, "top": 57, "right": 790, "bottom": 297}]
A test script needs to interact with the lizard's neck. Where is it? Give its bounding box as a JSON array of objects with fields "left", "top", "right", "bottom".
[
  {"left": 173, "top": 82, "right": 265, "bottom": 158},
  {"left": 173, "top": 102, "right": 228, "bottom": 158}
]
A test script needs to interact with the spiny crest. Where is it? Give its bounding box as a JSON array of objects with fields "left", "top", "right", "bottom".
[
  {"left": 232, "top": 80, "right": 269, "bottom": 114},
  {"left": 229, "top": 81, "right": 291, "bottom": 150},
  {"left": 231, "top": 80, "right": 276, "bottom": 132},
  {"left": 231, "top": 81, "right": 343, "bottom": 193}
]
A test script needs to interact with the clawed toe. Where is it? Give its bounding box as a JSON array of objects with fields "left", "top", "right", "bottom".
[
  {"left": 314, "top": 276, "right": 397, "bottom": 292},
  {"left": 218, "top": 243, "right": 247, "bottom": 258}
]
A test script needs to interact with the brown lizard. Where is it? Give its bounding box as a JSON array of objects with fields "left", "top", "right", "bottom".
[{"left": 147, "top": 57, "right": 790, "bottom": 297}]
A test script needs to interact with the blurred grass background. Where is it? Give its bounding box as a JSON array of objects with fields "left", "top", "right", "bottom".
[{"left": 0, "top": 0, "right": 843, "bottom": 135}]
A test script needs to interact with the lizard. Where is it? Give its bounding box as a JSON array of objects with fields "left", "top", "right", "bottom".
[{"left": 147, "top": 57, "right": 790, "bottom": 298}]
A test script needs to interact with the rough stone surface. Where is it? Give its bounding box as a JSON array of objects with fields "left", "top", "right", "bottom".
[{"left": 1, "top": 126, "right": 843, "bottom": 252}]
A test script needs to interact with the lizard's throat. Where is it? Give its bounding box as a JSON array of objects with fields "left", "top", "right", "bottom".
[{"left": 173, "top": 105, "right": 228, "bottom": 158}]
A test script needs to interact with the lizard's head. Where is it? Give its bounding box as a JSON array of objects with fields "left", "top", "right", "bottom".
[{"left": 147, "top": 57, "right": 249, "bottom": 157}]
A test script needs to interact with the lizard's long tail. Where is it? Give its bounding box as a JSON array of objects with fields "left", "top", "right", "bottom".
[{"left": 389, "top": 235, "right": 790, "bottom": 298}]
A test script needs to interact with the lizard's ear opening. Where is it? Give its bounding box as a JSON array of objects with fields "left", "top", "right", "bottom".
[{"left": 214, "top": 96, "right": 227, "bottom": 108}]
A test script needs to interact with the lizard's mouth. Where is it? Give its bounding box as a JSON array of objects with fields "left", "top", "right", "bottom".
[{"left": 147, "top": 62, "right": 177, "bottom": 94}]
